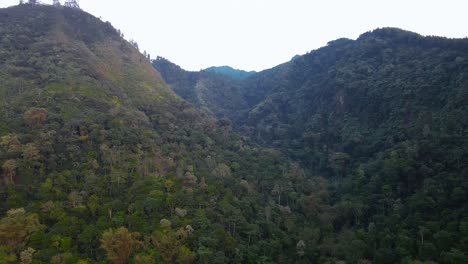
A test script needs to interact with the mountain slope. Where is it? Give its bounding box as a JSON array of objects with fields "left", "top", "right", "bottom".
[
  {"left": 0, "top": 4, "right": 324, "bottom": 264},
  {"left": 153, "top": 56, "right": 291, "bottom": 124},
  {"left": 155, "top": 28, "right": 468, "bottom": 263}
]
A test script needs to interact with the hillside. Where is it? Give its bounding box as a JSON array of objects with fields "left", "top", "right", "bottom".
[
  {"left": 153, "top": 57, "right": 290, "bottom": 124},
  {"left": 0, "top": 4, "right": 326, "bottom": 264},
  {"left": 155, "top": 28, "right": 468, "bottom": 263}
]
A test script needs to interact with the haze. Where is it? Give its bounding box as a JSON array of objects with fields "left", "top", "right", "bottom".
[{"left": 1, "top": 0, "right": 468, "bottom": 71}]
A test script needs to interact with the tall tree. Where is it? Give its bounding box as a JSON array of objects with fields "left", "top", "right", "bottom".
[
  {"left": 100, "top": 227, "right": 142, "bottom": 264},
  {"left": 183, "top": 166, "right": 197, "bottom": 193},
  {"left": 0, "top": 208, "right": 43, "bottom": 254},
  {"left": 2, "top": 159, "right": 17, "bottom": 184},
  {"left": 23, "top": 108, "right": 47, "bottom": 127}
]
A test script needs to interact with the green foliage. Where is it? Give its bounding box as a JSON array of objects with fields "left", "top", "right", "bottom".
[
  {"left": 1, "top": 2, "right": 467, "bottom": 263},
  {"left": 0, "top": 3, "right": 316, "bottom": 264},
  {"left": 155, "top": 28, "right": 468, "bottom": 263}
]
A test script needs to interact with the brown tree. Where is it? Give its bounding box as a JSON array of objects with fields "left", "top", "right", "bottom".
[
  {"left": 22, "top": 143, "right": 40, "bottom": 161},
  {"left": 0, "top": 208, "right": 43, "bottom": 253},
  {"left": 212, "top": 163, "right": 231, "bottom": 179},
  {"left": 328, "top": 151, "right": 350, "bottom": 176},
  {"left": 182, "top": 166, "right": 197, "bottom": 193},
  {"left": 2, "top": 159, "right": 17, "bottom": 184},
  {"left": 100, "top": 227, "right": 142, "bottom": 264},
  {"left": 23, "top": 108, "right": 47, "bottom": 127},
  {"left": 0, "top": 134, "right": 22, "bottom": 154}
]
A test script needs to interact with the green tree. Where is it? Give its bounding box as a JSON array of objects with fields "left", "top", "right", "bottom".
[{"left": 152, "top": 228, "right": 195, "bottom": 264}]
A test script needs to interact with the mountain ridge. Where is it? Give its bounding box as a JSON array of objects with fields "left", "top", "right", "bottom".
[{"left": 203, "top": 66, "right": 256, "bottom": 79}]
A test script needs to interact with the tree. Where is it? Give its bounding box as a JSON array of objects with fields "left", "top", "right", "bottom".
[
  {"left": 23, "top": 107, "right": 47, "bottom": 127},
  {"left": 0, "top": 134, "right": 22, "bottom": 154},
  {"left": 2, "top": 159, "right": 17, "bottom": 184},
  {"left": 68, "top": 191, "right": 83, "bottom": 208},
  {"left": 199, "top": 176, "right": 207, "bottom": 188},
  {"left": 134, "top": 254, "right": 156, "bottom": 264},
  {"left": 212, "top": 163, "right": 231, "bottom": 179},
  {"left": 87, "top": 194, "right": 99, "bottom": 216},
  {"left": 0, "top": 247, "right": 16, "bottom": 263},
  {"left": 19, "top": 247, "right": 35, "bottom": 264},
  {"left": 100, "top": 227, "right": 142, "bottom": 264},
  {"left": 328, "top": 151, "right": 350, "bottom": 176},
  {"left": 183, "top": 166, "right": 197, "bottom": 193},
  {"left": 22, "top": 143, "right": 40, "bottom": 161},
  {"left": 296, "top": 240, "right": 306, "bottom": 257},
  {"left": 271, "top": 183, "right": 282, "bottom": 204},
  {"left": 217, "top": 118, "right": 232, "bottom": 143},
  {"left": 152, "top": 228, "right": 195, "bottom": 264},
  {"left": 64, "top": 0, "right": 79, "bottom": 8},
  {"left": 52, "top": 0, "right": 61, "bottom": 6},
  {"left": 129, "top": 39, "right": 139, "bottom": 51},
  {"left": 0, "top": 208, "right": 43, "bottom": 253}
]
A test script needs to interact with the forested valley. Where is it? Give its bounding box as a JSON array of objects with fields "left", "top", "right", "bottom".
[
  {"left": 0, "top": 2, "right": 467, "bottom": 264},
  {"left": 154, "top": 28, "right": 468, "bottom": 264}
]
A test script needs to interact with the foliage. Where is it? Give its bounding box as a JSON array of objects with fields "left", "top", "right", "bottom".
[
  {"left": 0, "top": 3, "right": 313, "bottom": 264},
  {"left": 155, "top": 28, "right": 468, "bottom": 263},
  {"left": 1, "top": 2, "right": 467, "bottom": 263},
  {"left": 100, "top": 227, "right": 142, "bottom": 264}
]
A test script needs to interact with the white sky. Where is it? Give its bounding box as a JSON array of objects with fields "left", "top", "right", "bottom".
[{"left": 1, "top": 0, "right": 468, "bottom": 71}]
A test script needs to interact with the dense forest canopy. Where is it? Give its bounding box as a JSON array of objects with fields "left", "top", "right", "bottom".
[
  {"left": 0, "top": 4, "right": 312, "bottom": 264},
  {"left": 154, "top": 28, "right": 468, "bottom": 263},
  {"left": 0, "top": 2, "right": 467, "bottom": 264}
]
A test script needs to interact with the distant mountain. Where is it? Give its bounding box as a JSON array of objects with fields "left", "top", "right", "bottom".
[
  {"left": 153, "top": 56, "right": 291, "bottom": 124},
  {"left": 152, "top": 57, "right": 251, "bottom": 120},
  {"left": 155, "top": 27, "right": 468, "bottom": 263},
  {"left": 203, "top": 66, "right": 256, "bottom": 79}
]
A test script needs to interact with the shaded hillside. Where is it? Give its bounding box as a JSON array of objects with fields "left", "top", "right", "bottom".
[
  {"left": 0, "top": 4, "right": 331, "bottom": 264},
  {"left": 152, "top": 57, "right": 249, "bottom": 120},
  {"left": 156, "top": 28, "right": 468, "bottom": 263},
  {"left": 153, "top": 56, "right": 290, "bottom": 124}
]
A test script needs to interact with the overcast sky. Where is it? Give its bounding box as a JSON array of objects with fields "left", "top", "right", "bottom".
[{"left": 1, "top": 0, "right": 468, "bottom": 71}]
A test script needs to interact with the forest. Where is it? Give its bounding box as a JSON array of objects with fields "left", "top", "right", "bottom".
[
  {"left": 0, "top": 2, "right": 467, "bottom": 264},
  {"left": 155, "top": 28, "right": 468, "bottom": 263}
]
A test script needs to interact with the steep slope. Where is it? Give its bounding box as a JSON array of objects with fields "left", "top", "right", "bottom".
[
  {"left": 156, "top": 28, "right": 468, "bottom": 263},
  {"left": 0, "top": 4, "right": 325, "bottom": 264},
  {"left": 152, "top": 57, "right": 250, "bottom": 120},
  {"left": 153, "top": 56, "right": 291, "bottom": 125}
]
